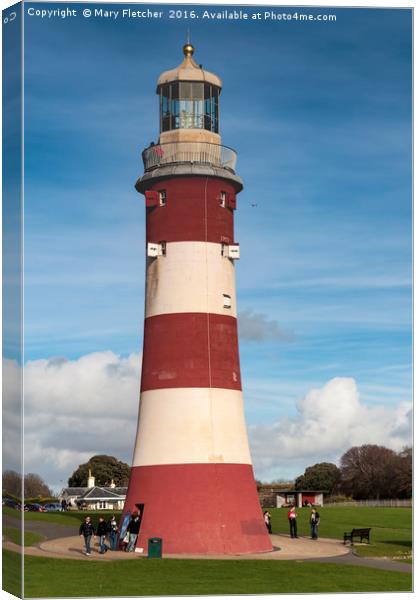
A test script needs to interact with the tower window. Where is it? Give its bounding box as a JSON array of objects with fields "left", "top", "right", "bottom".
[
  {"left": 223, "top": 294, "right": 232, "bottom": 309},
  {"left": 159, "top": 190, "right": 167, "bottom": 206},
  {"left": 159, "top": 82, "right": 219, "bottom": 133},
  {"left": 220, "top": 192, "right": 226, "bottom": 208}
]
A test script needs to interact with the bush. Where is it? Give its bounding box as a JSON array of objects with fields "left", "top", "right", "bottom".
[{"left": 324, "top": 495, "right": 354, "bottom": 504}]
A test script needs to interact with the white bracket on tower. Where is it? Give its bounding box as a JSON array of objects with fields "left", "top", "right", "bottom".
[
  {"left": 147, "top": 242, "right": 165, "bottom": 257},
  {"left": 222, "top": 243, "right": 240, "bottom": 260}
]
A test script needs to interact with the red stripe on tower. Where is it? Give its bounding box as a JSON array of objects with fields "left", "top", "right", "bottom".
[
  {"left": 124, "top": 464, "right": 270, "bottom": 555},
  {"left": 146, "top": 177, "right": 236, "bottom": 243},
  {"left": 122, "top": 42, "right": 272, "bottom": 555},
  {"left": 140, "top": 313, "right": 242, "bottom": 391}
]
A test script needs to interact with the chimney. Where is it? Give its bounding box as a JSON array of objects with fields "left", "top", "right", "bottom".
[{"left": 87, "top": 468, "right": 95, "bottom": 489}]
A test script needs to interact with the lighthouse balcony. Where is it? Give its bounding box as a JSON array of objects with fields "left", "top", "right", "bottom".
[{"left": 142, "top": 142, "right": 237, "bottom": 174}]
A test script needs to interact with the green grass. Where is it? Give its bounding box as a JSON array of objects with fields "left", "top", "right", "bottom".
[
  {"left": 1, "top": 552, "right": 406, "bottom": 596},
  {"left": 3, "top": 550, "right": 22, "bottom": 598},
  {"left": 4, "top": 526, "right": 45, "bottom": 547},
  {"left": 268, "top": 506, "right": 412, "bottom": 559},
  {"left": 1, "top": 507, "right": 412, "bottom": 597},
  {"left": 3, "top": 506, "right": 122, "bottom": 528}
]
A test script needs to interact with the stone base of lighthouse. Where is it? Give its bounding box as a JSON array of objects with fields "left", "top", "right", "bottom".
[{"left": 123, "top": 464, "right": 273, "bottom": 555}]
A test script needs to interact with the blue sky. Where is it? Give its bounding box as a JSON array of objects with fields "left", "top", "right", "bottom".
[{"left": 14, "top": 3, "right": 412, "bottom": 487}]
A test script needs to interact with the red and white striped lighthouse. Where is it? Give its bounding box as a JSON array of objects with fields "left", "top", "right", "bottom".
[{"left": 122, "top": 43, "right": 272, "bottom": 555}]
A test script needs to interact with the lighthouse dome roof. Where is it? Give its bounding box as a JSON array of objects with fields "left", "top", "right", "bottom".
[{"left": 157, "top": 44, "right": 222, "bottom": 89}]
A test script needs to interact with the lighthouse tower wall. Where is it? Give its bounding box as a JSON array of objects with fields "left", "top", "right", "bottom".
[{"left": 122, "top": 45, "right": 272, "bottom": 555}]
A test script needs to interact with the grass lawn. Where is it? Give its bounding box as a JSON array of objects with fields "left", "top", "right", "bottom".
[
  {"left": 269, "top": 506, "right": 412, "bottom": 559},
  {"left": 3, "top": 549, "right": 22, "bottom": 598},
  {"left": 4, "top": 526, "right": 45, "bottom": 547},
  {"left": 3, "top": 506, "right": 122, "bottom": 528},
  {"left": 0, "top": 550, "right": 411, "bottom": 597}
]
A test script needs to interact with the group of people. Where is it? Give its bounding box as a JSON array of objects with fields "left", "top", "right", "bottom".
[
  {"left": 79, "top": 514, "right": 121, "bottom": 555},
  {"left": 79, "top": 512, "right": 143, "bottom": 556},
  {"left": 287, "top": 505, "right": 321, "bottom": 539},
  {"left": 263, "top": 506, "right": 321, "bottom": 540},
  {"left": 79, "top": 505, "right": 321, "bottom": 556}
]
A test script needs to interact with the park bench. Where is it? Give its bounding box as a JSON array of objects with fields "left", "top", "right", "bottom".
[{"left": 343, "top": 528, "right": 371, "bottom": 545}]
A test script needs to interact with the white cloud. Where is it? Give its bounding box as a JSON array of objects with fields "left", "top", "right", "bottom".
[
  {"left": 4, "top": 352, "right": 141, "bottom": 491},
  {"left": 238, "top": 309, "right": 294, "bottom": 342},
  {"left": 248, "top": 377, "right": 412, "bottom": 481},
  {"left": 3, "top": 358, "right": 23, "bottom": 473}
]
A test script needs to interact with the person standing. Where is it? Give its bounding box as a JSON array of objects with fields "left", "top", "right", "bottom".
[
  {"left": 79, "top": 516, "right": 96, "bottom": 556},
  {"left": 310, "top": 509, "right": 320, "bottom": 540},
  {"left": 108, "top": 515, "right": 119, "bottom": 551},
  {"left": 126, "top": 512, "right": 141, "bottom": 552},
  {"left": 288, "top": 505, "right": 298, "bottom": 538},
  {"left": 263, "top": 511, "right": 272, "bottom": 534},
  {"left": 61, "top": 499, "right": 67, "bottom": 512},
  {"left": 97, "top": 516, "right": 109, "bottom": 554}
]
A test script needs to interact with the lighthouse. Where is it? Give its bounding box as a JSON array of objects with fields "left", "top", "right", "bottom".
[{"left": 122, "top": 44, "right": 272, "bottom": 555}]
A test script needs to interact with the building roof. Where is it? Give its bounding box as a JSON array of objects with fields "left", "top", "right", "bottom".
[
  {"left": 62, "top": 486, "right": 127, "bottom": 500},
  {"left": 62, "top": 487, "right": 88, "bottom": 496},
  {"left": 277, "top": 490, "right": 327, "bottom": 494},
  {"left": 79, "top": 486, "right": 126, "bottom": 501},
  {"left": 157, "top": 44, "right": 222, "bottom": 89}
]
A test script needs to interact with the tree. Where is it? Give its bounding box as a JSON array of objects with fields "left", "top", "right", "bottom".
[
  {"left": 339, "top": 444, "right": 400, "bottom": 500},
  {"left": 68, "top": 455, "right": 131, "bottom": 487},
  {"left": 394, "top": 447, "right": 412, "bottom": 499},
  {"left": 3, "top": 470, "right": 53, "bottom": 499},
  {"left": 294, "top": 462, "right": 341, "bottom": 494},
  {"left": 24, "top": 473, "right": 53, "bottom": 498},
  {"left": 3, "top": 470, "right": 22, "bottom": 497}
]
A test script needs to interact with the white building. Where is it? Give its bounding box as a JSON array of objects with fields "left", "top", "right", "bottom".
[
  {"left": 60, "top": 471, "right": 127, "bottom": 510},
  {"left": 275, "top": 490, "right": 325, "bottom": 508}
]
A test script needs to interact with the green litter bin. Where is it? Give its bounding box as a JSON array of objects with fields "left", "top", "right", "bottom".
[{"left": 148, "top": 537, "right": 163, "bottom": 558}]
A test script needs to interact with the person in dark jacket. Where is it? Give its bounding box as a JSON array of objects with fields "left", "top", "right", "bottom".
[
  {"left": 96, "top": 516, "right": 109, "bottom": 553},
  {"left": 79, "top": 516, "right": 96, "bottom": 555},
  {"left": 126, "top": 513, "right": 141, "bottom": 552},
  {"left": 310, "top": 509, "right": 320, "bottom": 539},
  {"left": 108, "top": 515, "right": 119, "bottom": 551}
]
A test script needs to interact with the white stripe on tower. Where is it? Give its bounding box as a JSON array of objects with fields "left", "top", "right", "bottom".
[
  {"left": 132, "top": 388, "right": 251, "bottom": 466},
  {"left": 145, "top": 242, "right": 237, "bottom": 317}
]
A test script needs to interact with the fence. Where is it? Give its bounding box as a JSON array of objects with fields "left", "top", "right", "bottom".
[{"left": 325, "top": 499, "right": 411, "bottom": 508}]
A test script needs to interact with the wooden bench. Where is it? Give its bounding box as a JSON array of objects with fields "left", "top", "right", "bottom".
[{"left": 343, "top": 528, "right": 371, "bottom": 545}]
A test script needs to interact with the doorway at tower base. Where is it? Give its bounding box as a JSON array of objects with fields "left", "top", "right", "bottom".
[{"left": 122, "top": 463, "right": 273, "bottom": 555}]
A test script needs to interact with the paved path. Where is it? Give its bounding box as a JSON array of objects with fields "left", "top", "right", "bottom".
[
  {"left": 3, "top": 514, "right": 76, "bottom": 540},
  {"left": 4, "top": 533, "right": 349, "bottom": 562}
]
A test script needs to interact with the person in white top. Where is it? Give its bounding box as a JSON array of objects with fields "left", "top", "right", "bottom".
[{"left": 263, "top": 510, "right": 272, "bottom": 534}]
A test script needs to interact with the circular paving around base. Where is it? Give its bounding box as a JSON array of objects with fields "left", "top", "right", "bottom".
[{"left": 16, "top": 534, "right": 351, "bottom": 561}]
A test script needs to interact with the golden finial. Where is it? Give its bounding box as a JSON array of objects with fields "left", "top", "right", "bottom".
[{"left": 183, "top": 43, "right": 194, "bottom": 57}]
